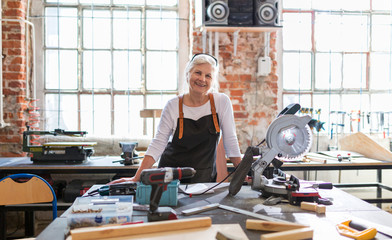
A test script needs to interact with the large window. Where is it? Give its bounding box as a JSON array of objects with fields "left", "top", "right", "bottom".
[
  {"left": 282, "top": 1, "right": 392, "bottom": 135},
  {"left": 32, "top": 0, "right": 187, "bottom": 137}
]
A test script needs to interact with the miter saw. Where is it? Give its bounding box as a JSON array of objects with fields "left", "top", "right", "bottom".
[{"left": 229, "top": 104, "right": 328, "bottom": 205}]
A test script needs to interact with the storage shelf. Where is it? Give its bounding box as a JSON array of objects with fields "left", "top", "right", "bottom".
[{"left": 199, "top": 26, "right": 282, "bottom": 33}]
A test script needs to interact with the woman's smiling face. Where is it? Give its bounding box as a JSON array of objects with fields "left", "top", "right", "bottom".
[{"left": 188, "top": 63, "right": 214, "bottom": 95}]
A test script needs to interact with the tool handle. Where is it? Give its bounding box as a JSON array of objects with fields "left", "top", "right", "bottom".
[
  {"left": 317, "top": 182, "right": 333, "bottom": 189},
  {"left": 349, "top": 220, "right": 368, "bottom": 231}
]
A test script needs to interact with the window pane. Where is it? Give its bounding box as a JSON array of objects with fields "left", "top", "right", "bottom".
[
  {"left": 283, "top": 52, "right": 311, "bottom": 90},
  {"left": 45, "top": 94, "right": 78, "bottom": 130},
  {"left": 341, "top": 15, "right": 369, "bottom": 52},
  {"left": 113, "top": 10, "right": 141, "bottom": 49},
  {"left": 45, "top": 50, "right": 78, "bottom": 90},
  {"left": 146, "top": 0, "right": 177, "bottom": 6},
  {"left": 342, "top": 53, "right": 367, "bottom": 89},
  {"left": 282, "top": 0, "right": 311, "bottom": 10},
  {"left": 83, "top": 51, "right": 112, "bottom": 89},
  {"left": 81, "top": 95, "right": 111, "bottom": 136},
  {"left": 282, "top": 13, "right": 312, "bottom": 51},
  {"left": 313, "top": 94, "right": 340, "bottom": 134},
  {"left": 370, "top": 53, "right": 392, "bottom": 90},
  {"left": 313, "top": 0, "right": 369, "bottom": 11},
  {"left": 371, "top": 93, "right": 392, "bottom": 111},
  {"left": 83, "top": 10, "right": 111, "bottom": 49},
  {"left": 46, "top": 0, "right": 77, "bottom": 3},
  {"left": 372, "top": 0, "right": 392, "bottom": 11},
  {"left": 146, "top": 94, "right": 176, "bottom": 109},
  {"left": 114, "top": 95, "right": 143, "bottom": 137},
  {"left": 146, "top": 51, "right": 177, "bottom": 91},
  {"left": 283, "top": 94, "right": 311, "bottom": 112},
  {"left": 113, "top": 0, "right": 144, "bottom": 5},
  {"left": 371, "top": 15, "right": 392, "bottom": 51},
  {"left": 80, "top": 0, "right": 110, "bottom": 4},
  {"left": 315, "top": 53, "right": 342, "bottom": 90},
  {"left": 146, "top": 10, "right": 178, "bottom": 50},
  {"left": 316, "top": 14, "right": 368, "bottom": 52},
  {"left": 113, "top": 51, "right": 142, "bottom": 90},
  {"left": 45, "top": 7, "right": 77, "bottom": 48}
]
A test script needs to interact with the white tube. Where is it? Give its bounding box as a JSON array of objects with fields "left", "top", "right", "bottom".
[{"left": 214, "top": 32, "right": 219, "bottom": 58}]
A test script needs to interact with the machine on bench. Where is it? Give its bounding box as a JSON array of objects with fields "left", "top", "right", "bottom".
[
  {"left": 229, "top": 104, "right": 332, "bottom": 205},
  {"left": 23, "top": 126, "right": 96, "bottom": 163}
]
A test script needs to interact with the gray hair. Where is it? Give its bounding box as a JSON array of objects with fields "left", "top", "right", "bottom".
[{"left": 182, "top": 54, "right": 219, "bottom": 94}]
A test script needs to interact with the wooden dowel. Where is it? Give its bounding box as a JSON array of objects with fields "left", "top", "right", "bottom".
[
  {"left": 260, "top": 227, "right": 313, "bottom": 240},
  {"left": 70, "top": 217, "right": 212, "bottom": 240},
  {"left": 246, "top": 219, "right": 307, "bottom": 232}
]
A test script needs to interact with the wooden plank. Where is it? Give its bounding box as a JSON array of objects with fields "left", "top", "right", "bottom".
[
  {"left": 246, "top": 219, "right": 307, "bottom": 232},
  {"left": 339, "top": 132, "right": 392, "bottom": 161},
  {"left": 300, "top": 202, "right": 326, "bottom": 214},
  {"left": 67, "top": 224, "right": 247, "bottom": 240},
  {"left": 70, "top": 217, "right": 212, "bottom": 240},
  {"left": 260, "top": 227, "right": 313, "bottom": 240}
]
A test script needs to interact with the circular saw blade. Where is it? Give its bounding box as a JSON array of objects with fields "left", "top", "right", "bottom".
[{"left": 266, "top": 115, "right": 312, "bottom": 160}]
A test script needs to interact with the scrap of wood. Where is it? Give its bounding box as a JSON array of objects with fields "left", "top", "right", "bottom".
[
  {"left": 246, "top": 219, "right": 307, "bottom": 232},
  {"left": 70, "top": 217, "right": 212, "bottom": 240},
  {"left": 300, "top": 202, "right": 326, "bottom": 214},
  {"left": 216, "top": 230, "right": 243, "bottom": 240},
  {"left": 260, "top": 227, "right": 313, "bottom": 240},
  {"left": 339, "top": 132, "right": 392, "bottom": 161}
]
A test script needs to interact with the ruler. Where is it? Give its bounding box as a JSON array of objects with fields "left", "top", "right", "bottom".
[{"left": 218, "top": 204, "right": 291, "bottom": 223}]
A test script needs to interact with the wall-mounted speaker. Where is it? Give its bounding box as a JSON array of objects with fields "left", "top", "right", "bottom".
[
  {"left": 195, "top": 0, "right": 229, "bottom": 27},
  {"left": 253, "top": 0, "right": 279, "bottom": 26}
]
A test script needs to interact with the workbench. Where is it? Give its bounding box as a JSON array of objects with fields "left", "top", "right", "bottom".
[
  {"left": 1, "top": 155, "right": 392, "bottom": 204},
  {"left": 36, "top": 183, "right": 392, "bottom": 240},
  {"left": 0, "top": 156, "right": 140, "bottom": 179}
]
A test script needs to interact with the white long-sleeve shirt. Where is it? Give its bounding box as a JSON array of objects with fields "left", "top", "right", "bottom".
[{"left": 145, "top": 92, "right": 242, "bottom": 162}]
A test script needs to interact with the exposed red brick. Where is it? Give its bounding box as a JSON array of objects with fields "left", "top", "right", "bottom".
[
  {"left": 248, "top": 120, "right": 258, "bottom": 126},
  {"left": 240, "top": 74, "right": 252, "bottom": 82},
  {"left": 7, "top": 64, "right": 26, "bottom": 72},
  {"left": 230, "top": 89, "right": 244, "bottom": 97},
  {"left": 224, "top": 74, "right": 239, "bottom": 82},
  {"left": 3, "top": 88, "right": 26, "bottom": 95},
  {"left": 3, "top": 40, "right": 24, "bottom": 49},
  {"left": 3, "top": 72, "right": 26, "bottom": 80},
  {"left": 8, "top": 80, "right": 26, "bottom": 88},
  {"left": 7, "top": 1, "right": 26, "bottom": 9},
  {"left": 234, "top": 112, "right": 248, "bottom": 119}
]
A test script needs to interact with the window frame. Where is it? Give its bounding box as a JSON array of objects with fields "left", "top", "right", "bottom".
[{"left": 30, "top": 1, "right": 190, "bottom": 136}]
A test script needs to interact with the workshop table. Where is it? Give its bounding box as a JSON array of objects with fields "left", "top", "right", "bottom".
[
  {"left": 0, "top": 156, "right": 140, "bottom": 178},
  {"left": 36, "top": 183, "right": 392, "bottom": 240}
]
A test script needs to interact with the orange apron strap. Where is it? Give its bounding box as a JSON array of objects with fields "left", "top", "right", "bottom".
[
  {"left": 178, "top": 95, "right": 184, "bottom": 139},
  {"left": 209, "top": 93, "right": 220, "bottom": 133}
]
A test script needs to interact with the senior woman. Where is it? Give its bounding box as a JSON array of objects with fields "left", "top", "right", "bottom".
[{"left": 111, "top": 53, "right": 242, "bottom": 183}]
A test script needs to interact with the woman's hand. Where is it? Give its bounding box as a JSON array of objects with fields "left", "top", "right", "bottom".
[{"left": 107, "top": 177, "right": 136, "bottom": 185}]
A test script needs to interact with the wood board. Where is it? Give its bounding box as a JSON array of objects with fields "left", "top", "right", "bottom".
[
  {"left": 339, "top": 132, "right": 392, "bottom": 161},
  {"left": 67, "top": 224, "right": 248, "bottom": 240}
]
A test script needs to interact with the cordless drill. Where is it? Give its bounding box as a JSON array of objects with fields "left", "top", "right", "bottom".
[{"left": 140, "top": 167, "right": 196, "bottom": 222}]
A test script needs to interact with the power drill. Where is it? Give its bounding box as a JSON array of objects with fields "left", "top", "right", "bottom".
[{"left": 140, "top": 167, "right": 196, "bottom": 222}]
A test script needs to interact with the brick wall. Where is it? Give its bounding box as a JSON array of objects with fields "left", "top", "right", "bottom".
[
  {"left": 0, "top": 0, "right": 29, "bottom": 157},
  {"left": 192, "top": 30, "right": 278, "bottom": 151}
]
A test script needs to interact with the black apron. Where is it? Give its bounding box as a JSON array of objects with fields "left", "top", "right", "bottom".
[{"left": 158, "top": 93, "right": 221, "bottom": 183}]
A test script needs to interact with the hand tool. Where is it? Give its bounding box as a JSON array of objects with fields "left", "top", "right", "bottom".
[
  {"left": 336, "top": 220, "right": 377, "bottom": 240},
  {"left": 181, "top": 203, "right": 219, "bottom": 216},
  {"left": 140, "top": 167, "right": 196, "bottom": 221},
  {"left": 218, "top": 204, "right": 291, "bottom": 223},
  {"left": 304, "top": 182, "right": 333, "bottom": 189},
  {"left": 87, "top": 182, "right": 138, "bottom": 196}
]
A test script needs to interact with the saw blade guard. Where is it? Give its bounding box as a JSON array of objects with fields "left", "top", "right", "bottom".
[{"left": 266, "top": 115, "right": 312, "bottom": 161}]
